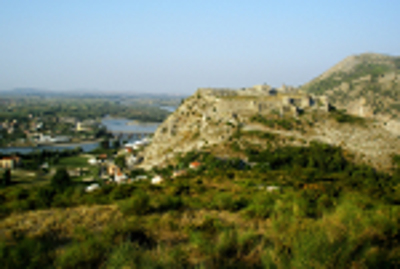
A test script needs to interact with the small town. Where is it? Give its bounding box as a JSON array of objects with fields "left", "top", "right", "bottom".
[{"left": 0, "top": 115, "right": 101, "bottom": 147}]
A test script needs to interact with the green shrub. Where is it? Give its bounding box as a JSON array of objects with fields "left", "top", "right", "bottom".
[
  {"left": 109, "top": 185, "right": 135, "bottom": 201},
  {"left": 152, "top": 195, "right": 183, "bottom": 213},
  {"left": 56, "top": 236, "right": 107, "bottom": 269},
  {"left": 118, "top": 191, "right": 150, "bottom": 216},
  {"left": 245, "top": 193, "right": 277, "bottom": 218},
  {"left": 29, "top": 186, "right": 56, "bottom": 208},
  {"left": 51, "top": 168, "right": 72, "bottom": 190},
  {"left": 0, "top": 169, "right": 11, "bottom": 187},
  {"left": 290, "top": 226, "right": 352, "bottom": 268},
  {"left": 105, "top": 242, "right": 153, "bottom": 269},
  {"left": 191, "top": 216, "right": 225, "bottom": 238},
  {"left": 251, "top": 114, "right": 294, "bottom": 130},
  {"left": 211, "top": 192, "right": 248, "bottom": 212},
  {"left": 333, "top": 110, "right": 366, "bottom": 126},
  {"left": 7, "top": 187, "right": 29, "bottom": 201},
  {"left": 0, "top": 236, "right": 54, "bottom": 269}
]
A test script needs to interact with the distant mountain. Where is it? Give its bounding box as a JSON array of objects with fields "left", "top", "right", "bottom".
[
  {"left": 0, "top": 88, "right": 188, "bottom": 99},
  {"left": 3, "top": 88, "right": 49, "bottom": 96},
  {"left": 301, "top": 53, "right": 400, "bottom": 119}
]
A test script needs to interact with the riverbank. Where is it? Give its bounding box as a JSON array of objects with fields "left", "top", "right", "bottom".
[
  {"left": 126, "top": 120, "right": 160, "bottom": 126},
  {"left": 1, "top": 139, "right": 103, "bottom": 149},
  {"left": 36, "top": 139, "right": 103, "bottom": 147},
  {"left": 0, "top": 140, "right": 102, "bottom": 155}
]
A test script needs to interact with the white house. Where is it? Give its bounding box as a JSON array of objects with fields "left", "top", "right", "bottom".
[
  {"left": 126, "top": 155, "right": 137, "bottom": 167},
  {"left": 88, "top": 158, "right": 97, "bottom": 165},
  {"left": 114, "top": 171, "right": 128, "bottom": 184},
  {"left": 151, "top": 175, "right": 163, "bottom": 184},
  {"left": 85, "top": 183, "right": 100, "bottom": 192}
]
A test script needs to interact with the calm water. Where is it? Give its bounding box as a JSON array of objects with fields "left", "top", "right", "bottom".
[
  {"left": 0, "top": 118, "right": 160, "bottom": 154},
  {"left": 101, "top": 117, "right": 159, "bottom": 133},
  {"left": 159, "top": 106, "right": 177, "bottom": 113},
  {"left": 0, "top": 143, "right": 99, "bottom": 155}
]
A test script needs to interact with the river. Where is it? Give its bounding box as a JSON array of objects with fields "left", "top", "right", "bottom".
[{"left": 0, "top": 117, "right": 161, "bottom": 154}]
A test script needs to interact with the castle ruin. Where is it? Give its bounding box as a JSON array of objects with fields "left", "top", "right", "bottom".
[{"left": 197, "top": 84, "right": 331, "bottom": 118}]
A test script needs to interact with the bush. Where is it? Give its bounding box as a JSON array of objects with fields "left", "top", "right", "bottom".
[
  {"left": 245, "top": 193, "right": 277, "bottom": 218},
  {"left": 211, "top": 192, "right": 248, "bottom": 212},
  {"left": 105, "top": 242, "right": 143, "bottom": 268},
  {"left": 109, "top": 185, "right": 135, "bottom": 201},
  {"left": 56, "top": 237, "right": 107, "bottom": 269},
  {"left": 118, "top": 191, "right": 150, "bottom": 215},
  {"left": 0, "top": 236, "right": 54, "bottom": 269},
  {"left": 0, "top": 169, "right": 11, "bottom": 187},
  {"left": 291, "top": 226, "right": 351, "bottom": 268},
  {"left": 153, "top": 195, "right": 183, "bottom": 213},
  {"left": 333, "top": 110, "right": 366, "bottom": 126},
  {"left": 29, "top": 186, "right": 56, "bottom": 208},
  {"left": 51, "top": 168, "right": 72, "bottom": 190}
]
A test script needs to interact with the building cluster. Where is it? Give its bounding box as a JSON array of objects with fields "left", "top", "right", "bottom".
[
  {"left": 0, "top": 114, "right": 99, "bottom": 147},
  {"left": 84, "top": 147, "right": 203, "bottom": 193},
  {"left": 86, "top": 137, "right": 151, "bottom": 187},
  {"left": 29, "top": 133, "right": 71, "bottom": 144},
  {"left": 1, "top": 119, "right": 15, "bottom": 134}
]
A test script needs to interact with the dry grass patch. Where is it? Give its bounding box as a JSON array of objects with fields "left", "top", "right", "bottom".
[{"left": 0, "top": 204, "right": 121, "bottom": 239}]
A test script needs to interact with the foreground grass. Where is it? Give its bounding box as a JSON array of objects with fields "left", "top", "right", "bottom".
[{"left": 1, "top": 189, "right": 399, "bottom": 268}]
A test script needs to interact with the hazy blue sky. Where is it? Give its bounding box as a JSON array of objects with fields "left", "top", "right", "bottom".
[{"left": 1, "top": 0, "right": 399, "bottom": 94}]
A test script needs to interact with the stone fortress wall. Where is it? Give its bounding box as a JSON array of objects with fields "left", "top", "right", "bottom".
[{"left": 197, "top": 84, "right": 331, "bottom": 118}]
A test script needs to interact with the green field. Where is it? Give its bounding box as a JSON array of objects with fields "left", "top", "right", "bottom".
[{"left": 57, "top": 156, "right": 90, "bottom": 168}]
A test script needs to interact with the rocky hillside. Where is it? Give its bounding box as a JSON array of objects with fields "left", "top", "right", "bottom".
[
  {"left": 138, "top": 86, "right": 400, "bottom": 172},
  {"left": 301, "top": 53, "right": 400, "bottom": 120}
]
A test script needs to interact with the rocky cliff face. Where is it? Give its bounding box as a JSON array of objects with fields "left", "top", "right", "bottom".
[
  {"left": 138, "top": 86, "right": 400, "bottom": 171},
  {"left": 137, "top": 89, "right": 249, "bottom": 169}
]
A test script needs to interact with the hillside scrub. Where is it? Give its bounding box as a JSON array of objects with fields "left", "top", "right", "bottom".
[
  {"left": 251, "top": 114, "right": 297, "bottom": 130},
  {"left": 1, "top": 143, "right": 400, "bottom": 267},
  {"left": 305, "top": 62, "right": 395, "bottom": 95},
  {"left": 330, "top": 109, "right": 367, "bottom": 126}
]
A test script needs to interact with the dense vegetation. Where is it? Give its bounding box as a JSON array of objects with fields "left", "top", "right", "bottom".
[{"left": 1, "top": 141, "right": 400, "bottom": 268}]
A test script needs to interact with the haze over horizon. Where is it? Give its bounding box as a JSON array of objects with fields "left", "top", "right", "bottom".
[{"left": 1, "top": 1, "right": 399, "bottom": 95}]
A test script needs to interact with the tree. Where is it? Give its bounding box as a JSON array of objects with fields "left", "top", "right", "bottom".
[
  {"left": 101, "top": 139, "right": 110, "bottom": 149},
  {"left": 1, "top": 169, "right": 11, "bottom": 187},
  {"left": 113, "top": 139, "right": 120, "bottom": 149},
  {"left": 114, "top": 155, "right": 126, "bottom": 169},
  {"left": 51, "top": 168, "right": 71, "bottom": 190}
]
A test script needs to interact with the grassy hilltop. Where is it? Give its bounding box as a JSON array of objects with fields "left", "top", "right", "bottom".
[{"left": 302, "top": 53, "right": 400, "bottom": 118}]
